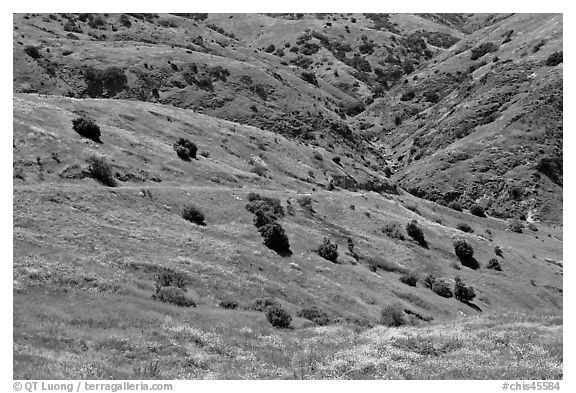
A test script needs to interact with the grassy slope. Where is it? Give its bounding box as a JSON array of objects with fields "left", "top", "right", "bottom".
[{"left": 13, "top": 94, "right": 562, "bottom": 379}]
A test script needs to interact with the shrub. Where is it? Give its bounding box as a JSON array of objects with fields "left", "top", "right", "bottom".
[
  {"left": 87, "top": 156, "right": 117, "bottom": 187},
  {"left": 380, "top": 304, "right": 407, "bottom": 327},
  {"left": 456, "top": 223, "right": 473, "bottom": 233},
  {"left": 251, "top": 296, "right": 281, "bottom": 311},
  {"left": 264, "top": 44, "right": 275, "bottom": 53},
  {"left": 536, "top": 156, "right": 561, "bottom": 183},
  {"left": 454, "top": 277, "right": 476, "bottom": 303},
  {"left": 527, "top": 222, "right": 538, "bottom": 232},
  {"left": 317, "top": 237, "right": 338, "bottom": 262},
  {"left": 119, "top": 14, "right": 132, "bottom": 27},
  {"left": 399, "top": 273, "right": 418, "bottom": 287},
  {"left": 486, "top": 258, "right": 502, "bottom": 271},
  {"left": 152, "top": 286, "right": 195, "bottom": 307},
  {"left": 382, "top": 222, "right": 405, "bottom": 240},
  {"left": 24, "top": 45, "right": 41, "bottom": 59},
  {"left": 545, "top": 51, "right": 563, "bottom": 66},
  {"left": 300, "top": 71, "right": 319, "bottom": 87},
  {"left": 469, "top": 204, "right": 486, "bottom": 217},
  {"left": 424, "top": 91, "right": 440, "bottom": 103},
  {"left": 258, "top": 222, "right": 291, "bottom": 253},
  {"left": 448, "top": 201, "right": 462, "bottom": 212},
  {"left": 246, "top": 193, "right": 284, "bottom": 218},
  {"left": 173, "top": 138, "right": 198, "bottom": 160},
  {"left": 453, "top": 238, "right": 473, "bottom": 258},
  {"left": 432, "top": 280, "right": 453, "bottom": 298},
  {"left": 72, "top": 117, "right": 101, "bottom": 142},
  {"left": 406, "top": 220, "right": 426, "bottom": 245},
  {"left": 219, "top": 299, "right": 238, "bottom": 309},
  {"left": 332, "top": 156, "right": 341, "bottom": 165},
  {"left": 101, "top": 66, "right": 127, "bottom": 95},
  {"left": 494, "top": 245, "right": 503, "bottom": 257},
  {"left": 266, "top": 305, "right": 292, "bottom": 328},
  {"left": 508, "top": 219, "right": 523, "bottom": 233},
  {"left": 182, "top": 205, "right": 206, "bottom": 225},
  {"left": 297, "top": 306, "right": 331, "bottom": 326}
]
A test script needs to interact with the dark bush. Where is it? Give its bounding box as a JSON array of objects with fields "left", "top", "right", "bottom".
[
  {"left": 399, "top": 273, "right": 418, "bottom": 287},
  {"left": 266, "top": 305, "right": 292, "bottom": 328},
  {"left": 182, "top": 205, "right": 206, "bottom": 226},
  {"left": 486, "top": 258, "right": 502, "bottom": 271},
  {"left": 154, "top": 270, "right": 187, "bottom": 292},
  {"left": 508, "top": 219, "right": 523, "bottom": 233},
  {"left": 173, "top": 138, "right": 198, "bottom": 160},
  {"left": 87, "top": 156, "right": 117, "bottom": 187},
  {"left": 24, "top": 45, "right": 41, "bottom": 59},
  {"left": 196, "top": 76, "right": 213, "bottom": 90},
  {"left": 406, "top": 220, "right": 426, "bottom": 245},
  {"left": 456, "top": 223, "right": 473, "bottom": 233},
  {"left": 265, "top": 44, "right": 275, "bottom": 53},
  {"left": 545, "top": 51, "right": 563, "bottom": 66},
  {"left": 469, "top": 204, "right": 486, "bottom": 217},
  {"left": 72, "top": 117, "right": 101, "bottom": 142},
  {"left": 332, "top": 156, "right": 341, "bottom": 165},
  {"left": 251, "top": 296, "right": 281, "bottom": 311},
  {"left": 219, "top": 299, "right": 238, "bottom": 309},
  {"left": 317, "top": 237, "right": 338, "bottom": 262},
  {"left": 296, "top": 195, "right": 314, "bottom": 212},
  {"left": 101, "top": 66, "right": 127, "bottom": 95},
  {"left": 152, "top": 286, "right": 195, "bottom": 307},
  {"left": 259, "top": 222, "right": 291, "bottom": 253},
  {"left": 423, "top": 274, "right": 436, "bottom": 290},
  {"left": 454, "top": 277, "right": 476, "bottom": 303},
  {"left": 297, "top": 306, "right": 331, "bottom": 326},
  {"left": 300, "top": 71, "right": 319, "bottom": 87},
  {"left": 453, "top": 239, "right": 473, "bottom": 259},
  {"left": 527, "top": 222, "right": 538, "bottom": 232},
  {"left": 380, "top": 304, "right": 407, "bottom": 327},
  {"left": 448, "top": 201, "right": 462, "bottom": 212}
]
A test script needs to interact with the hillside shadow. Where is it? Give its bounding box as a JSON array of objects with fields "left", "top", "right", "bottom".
[
  {"left": 459, "top": 256, "right": 480, "bottom": 270},
  {"left": 275, "top": 249, "right": 293, "bottom": 258},
  {"left": 461, "top": 301, "right": 482, "bottom": 312}
]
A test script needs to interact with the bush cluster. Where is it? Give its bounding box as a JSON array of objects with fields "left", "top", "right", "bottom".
[
  {"left": 382, "top": 222, "right": 405, "bottom": 240},
  {"left": 266, "top": 305, "right": 292, "bottom": 328},
  {"left": 251, "top": 296, "right": 281, "bottom": 311},
  {"left": 453, "top": 239, "right": 474, "bottom": 260},
  {"left": 87, "top": 156, "right": 117, "bottom": 187},
  {"left": 246, "top": 193, "right": 290, "bottom": 253},
  {"left": 182, "top": 205, "right": 206, "bottom": 226},
  {"left": 448, "top": 201, "right": 462, "bottom": 212},
  {"left": 454, "top": 277, "right": 476, "bottom": 303},
  {"left": 469, "top": 204, "right": 486, "bottom": 217},
  {"left": 456, "top": 223, "right": 473, "bottom": 233},
  {"left": 399, "top": 272, "right": 418, "bottom": 287},
  {"left": 152, "top": 270, "right": 195, "bottom": 307},
  {"left": 297, "top": 306, "right": 331, "bottom": 326},
  {"left": 24, "top": 45, "right": 41, "bottom": 59},
  {"left": 380, "top": 304, "right": 408, "bottom": 327},
  {"left": 317, "top": 237, "right": 338, "bottom": 262},
  {"left": 406, "top": 220, "right": 426, "bottom": 245},
  {"left": 486, "top": 258, "right": 502, "bottom": 271},
  {"left": 545, "top": 51, "right": 563, "bottom": 66},
  {"left": 508, "top": 219, "right": 523, "bottom": 233},
  {"left": 470, "top": 42, "right": 499, "bottom": 60},
  {"left": 72, "top": 116, "right": 101, "bottom": 142},
  {"left": 173, "top": 138, "right": 198, "bottom": 161}
]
